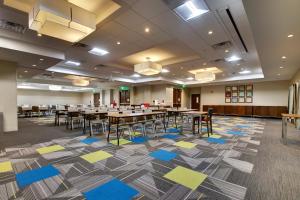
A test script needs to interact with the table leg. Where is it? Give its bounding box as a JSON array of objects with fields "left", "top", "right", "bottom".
[
  {"left": 175, "top": 113, "right": 177, "bottom": 128},
  {"left": 117, "top": 118, "right": 120, "bottom": 146},
  {"left": 282, "top": 117, "right": 287, "bottom": 145},
  {"left": 107, "top": 117, "right": 111, "bottom": 142},
  {"left": 163, "top": 113, "right": 166, "bottom": 133},
  {"left": 197, "top": 117, "right": 200, "bottom": 135},
  {"left": 83, "top": 115, "right": 86, "bottom": 134},
  {"left": 192, "top": 117, "right": 195, "bottom": 134},
  {"left": 199, "top": 115, "right": 203, "bottom": 136}
]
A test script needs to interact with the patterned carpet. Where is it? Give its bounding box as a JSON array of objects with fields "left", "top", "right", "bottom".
[{"left": 0, "top": 116, "right": 265, "bottom": 200}]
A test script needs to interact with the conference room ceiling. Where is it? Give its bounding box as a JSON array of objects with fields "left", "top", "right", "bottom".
[{"left": 0, "top": 0, "right": 298, "bottom": 88}]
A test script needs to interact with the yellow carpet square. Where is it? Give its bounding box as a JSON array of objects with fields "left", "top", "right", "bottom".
[
  {"left": 0, "top": 161, "right": 13, "bottom": 173},
  {"left": 36, "top": 145, "right": 65, "bottom": 154},
  {"left": 81, "top": 150, "right": 112, "bottom": 163},
  {"left": 174, "top": 141, "right": 196, "bottom": 149},
  {"left": 202, "top": 133, "right": 222, "bottom": 139},
  {"left": 213, "top": 128, "right": 224, "bottom": 131},
  {"left": 110, "top": 139, "right": 132, "bottom": 145},
  {"left": 164, "top": 166, "right": 207, "bottom": 190}
]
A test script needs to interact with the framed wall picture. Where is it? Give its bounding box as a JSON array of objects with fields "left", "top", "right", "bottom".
[
  {"left": 232, "top": 86, "right": 238, "bottom": 91},
  {"left": 246, "top": 85, "right": 253, "bottom": 90},
  {"left": 246, "top": 97, "right": 253, "bottom": 103},
  {"left": 238, "top": 97, "right": 245, "bottom": 103},
  {"left": 247, "top": 91, "right": 252, "bottom": 97},
  {"left": 226, "top": 86, "right": 231, "bottom": 92},
  {"left": 232, "top": 97, "right": 238, "bottom": 103},
  {"left": 232, "top": 92, "right": 238, "bottom": 97},
  {"left": 225, "top": 97, "right": 231, "bottom": 103},
  {"left": 239, "top": 91, "right": 245, "bottom": 97},
  {"left": 239, "top": 85, "right": 245, "bottom": 91},
  {"left": 226, "top": 91, "right": 231, "bottom": 97}
]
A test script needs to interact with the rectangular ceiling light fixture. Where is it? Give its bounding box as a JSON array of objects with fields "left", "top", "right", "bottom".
[
  {"left": 174, "top": 0, "right": 209, "bottom": 21},
  {"left": 65, "top": 61, "right": 81, "bottom": 66},
  {"left": 88, "top": 47, "right": 109, "bottom": 56},
  {"left": 134, "top": 61, "right": 162, "bottom": 76}
]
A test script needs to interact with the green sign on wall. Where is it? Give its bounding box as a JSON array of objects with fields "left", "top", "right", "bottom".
[{"left": 119, "top": 86, "right": 129, "bottom": 91}]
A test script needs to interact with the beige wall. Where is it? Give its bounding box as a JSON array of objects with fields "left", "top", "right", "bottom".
[
  {"left": 197, "top": 80, "right": 289, "bottom": 107},
  {"left": 133, "top": 85, "right": 189, "bottom": 107},
  {"left": 0, "top": 60, "right": 18, "bottom": 132},
  {"left": 17, "top": 89, "right": 85, "bottom": 105}
]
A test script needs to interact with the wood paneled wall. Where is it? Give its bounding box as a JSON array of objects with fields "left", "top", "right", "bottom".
[{"left": 203, "top": 105, "right": 287, "bottom": 118}]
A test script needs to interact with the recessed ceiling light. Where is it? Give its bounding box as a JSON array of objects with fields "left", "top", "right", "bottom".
[
  {"left": 161, "top": 69, "right": 170, "bottom": 73},
  {"left": 65, "top": 61, "right": 80, "bottom": 66},
  {"left": 208, "top": 30, "right": 213, "bottom": 35},
  {"left": 37, "top": 33, "right": 42, "bottom": 37},
  {"left": 237, "top": 63, "right": 240, "bottom": 66},
  {"left": 241, "top": 67, "right": 244, "bottom": 70},
  {"left": 281, "top": 56, "right": 286, "bottom": 59},
  {"left": 186, "top": 77, "right": 194, "bottom": 80},
  {"left": 89, "top": 47, "right": 109, "bottom": 56},
  {"left": 174, "top": 0, "right": 209, "bottom": 21},
  {"left": 239, "top": 70, "right": 251, "bottom": 74},
  {"left": 180, "top": 67, "right": 183, "bottom": 70},
  {"left": 225, "top": 55, "right": 242, "bottom": 62},
  {"left": 117, "top": 41, "right": 121, "bottom": 45},
  {"left": 279, "top": 66, "right": 284, "bottom": 69},
  {"left": 145, "top": 27, "right": 150, "bottom": 33},
  {"left": 94, "top": 67, "right": 97, "bottom": 70},
  {"left": 225, "top": 49, "right": 229, "bottom": 53},
  {"left": 202, "top": 62, "right": 207, "bottom": 65},
  {"left": 132, "top": 74, "right": 141, "bottom": 77},
  {"left": 277, "top": 73, "right": 281, "bottom": 76},
  {"left": 288, "top": 34, "right": 294, "bottom": 38},
  {"left": 24, "top": 70, "right": 28, "bottom": 73},
  {"left": 32, "top": 64, "right": 36, "bottom": 67},
  {"left": 39, "top": 58, "right": 44, "bottom": 61}
]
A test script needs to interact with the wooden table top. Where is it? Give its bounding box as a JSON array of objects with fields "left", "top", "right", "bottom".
[
  {"left": 182, "top": 111, "right": 208, "bottom": 115},
  {"left": 167, "top": 109, "right": 198, "bottom": 113},
  {"left": 281, "top": 113, "right": 300, "bottom": 118},
  {"left": 107, "top": 112, "right": 165, "bottom": 118}
]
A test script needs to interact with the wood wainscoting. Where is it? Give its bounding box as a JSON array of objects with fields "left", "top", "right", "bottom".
[{"left": 203, "top": 105, "right": 287, "bottom": 118}]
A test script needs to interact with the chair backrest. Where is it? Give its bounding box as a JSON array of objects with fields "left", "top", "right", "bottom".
[
  {"left": 32, "top": 106, "right": 39, "bottom": 112},
  {"left": 208, "top": 108, "right": 213, "bottom": 117}
]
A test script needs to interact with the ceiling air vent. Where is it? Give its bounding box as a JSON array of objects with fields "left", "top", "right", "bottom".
[
  {"left": 72, "top": 42, "right": 89, "bottom": 48},
  {"left": 212, "top": 58, "right": 225, "bottom": 63},
  {"left": 211, "top": 41, "right": 232, "bottom": 50},
  {"left": 0, "top": 19, "right": 26, "bottom": 33}
]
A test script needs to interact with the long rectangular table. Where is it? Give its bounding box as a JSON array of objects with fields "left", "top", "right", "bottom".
[
  {"left": 107, "top": 112, "right": 166, "bottom": 145},
  {"left": 281, "top": 113, "right": 300, "bottom": 144},
  {"left": 82, "top": 111, "right": 108, "bottom": 135},
  {"left": 167, "top": 109, "right": 198, "bottom": 128}
]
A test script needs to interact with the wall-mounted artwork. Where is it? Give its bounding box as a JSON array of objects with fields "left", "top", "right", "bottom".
[{"left": 225, "top": 84, "right": 253, "bottom": 103}]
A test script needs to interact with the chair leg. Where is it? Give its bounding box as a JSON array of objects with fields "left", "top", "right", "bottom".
[{"left": 90, "top": 123, "right": 93, "bottom": 136}]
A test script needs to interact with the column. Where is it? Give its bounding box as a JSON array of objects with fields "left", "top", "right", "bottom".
[{"left": 0, "top": 60, "right": 18, "bottom": 132}]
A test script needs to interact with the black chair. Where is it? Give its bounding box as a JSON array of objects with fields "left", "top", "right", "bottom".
[{"left": 201, "top": 108, "right": 213, "bottom": 134}]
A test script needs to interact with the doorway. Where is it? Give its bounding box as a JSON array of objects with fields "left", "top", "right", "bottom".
[
  {"left": 93, "top": 93, "right": 100, "bottom": 107},
  {"left": 191, "top": 94, "right": 200, "bottom": 110}
]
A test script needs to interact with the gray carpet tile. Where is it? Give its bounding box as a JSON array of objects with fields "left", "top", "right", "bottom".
[{"left": 0, "top": 116, "right": 299, "bottom": 199}]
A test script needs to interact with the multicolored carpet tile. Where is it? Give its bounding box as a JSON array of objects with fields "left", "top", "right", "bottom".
[{"left": 0, "top": 116, "right": 265, "bottom": 199}]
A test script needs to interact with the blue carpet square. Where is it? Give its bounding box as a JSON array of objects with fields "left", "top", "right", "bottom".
[
  {"left": 227, "top": 131, "right": 244, "bottom": 135},
  {"left": 81, "top": 138, "right": 101, "bottom": 144},
  {"left": 207, "top": 138, "right": 227, "bottom": 144},
  {"left": 149, "top": 149, "right": 177, "bottom": 161},
  {"left": 16, "top": 165, "right": 60, "bottom": 188},
  {"left": 130, "top": 136, "right": 148, "bottom": 143},
  {"left": 83, "top": 178, "right": 139, "bottom": 200},
  {"left": 166, "top": 128, "right": 180, "bottom": 133},
  {"left": 161, "top": 134, "right": 180, "bottom": 140}
]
